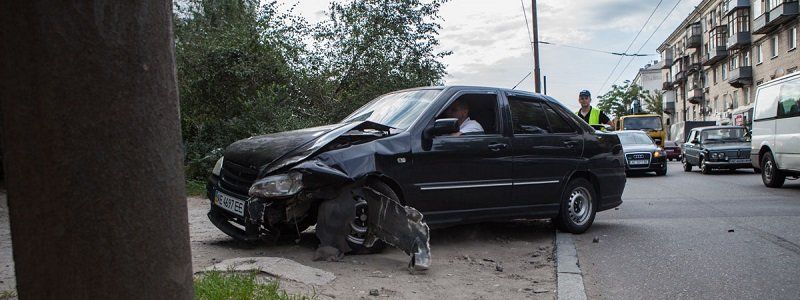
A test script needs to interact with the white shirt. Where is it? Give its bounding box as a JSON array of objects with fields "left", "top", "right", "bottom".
[{"left": 459, "top": 117, "right": 484, "bottom": 134}]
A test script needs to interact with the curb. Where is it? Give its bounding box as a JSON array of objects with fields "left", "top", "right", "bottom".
[{"left": 555, "top": 232, "right": 588, "bottom": 300}]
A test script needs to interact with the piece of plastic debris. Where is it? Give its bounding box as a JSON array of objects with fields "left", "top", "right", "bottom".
[
  {"left": 592, "top": 236, "right": 600, "bottom": 243},
  {"left": 369, "top": 289, "right": 380, "bottom": 296}
]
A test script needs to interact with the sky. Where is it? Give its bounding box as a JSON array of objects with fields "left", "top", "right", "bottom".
[{"left": 290, "top": 0, "right": 702, "bottom": 112}]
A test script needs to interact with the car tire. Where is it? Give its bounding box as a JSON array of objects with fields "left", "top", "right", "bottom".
[
  {"left": 700, "top": 157, "right": 711, "bottom": 175},
  {"left": 655, "top": 164, "right": 667, "bottom": 176},
  {"left": 761, "top": 152, "right": 785, "bottom": 188},
  {"left": 555, "top": 178, "right": 597, "bottom": 234},
  {"left": 682, "top": 157, "right": 692, "bottom": 172},
  {"left": 346, "top": 179, "right": 393, "bottom": 254}
]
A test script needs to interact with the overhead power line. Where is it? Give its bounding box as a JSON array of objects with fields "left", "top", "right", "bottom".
[
  {"left": 611, "top": 0, "right": 683, "bottom": 86},
  {"left": 598, "top": 0, "right": 664, "bottom": 94},
  {"left": 538, "top": 41, "right": 654, "bottom": 56},
  {"left": 512, "top": 72, "right": 533, "bottom": 90}
]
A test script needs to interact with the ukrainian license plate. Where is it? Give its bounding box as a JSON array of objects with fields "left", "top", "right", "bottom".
[
  {"left": 729, "top": 158, "right": 751, "bottom": 164},
  {"left": 629, "top": 159, "right": 649, "bottom": 165},
  {"left": 215, "top": 191, "right": 246, "bottom": 216}
]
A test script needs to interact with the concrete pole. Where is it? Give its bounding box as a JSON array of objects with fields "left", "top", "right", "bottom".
[
  {"left": 532, "top": 0, "right": 542, "bottom": 93},
  {"left": 0, "top": 1, "right": 194, "bottom": 299}
]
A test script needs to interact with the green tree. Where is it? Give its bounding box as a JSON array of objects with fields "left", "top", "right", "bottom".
[
  {"left": 596, "top": 81, "right": 645, "bottom": 119},
  {"left": 174, "top": 0, "right": 313, "bottom": 178},
  {"left": 312, "top": 0, "right": 451, "bottom": 121},
  {"left": 643, "top": 92, "right": 664, "bottom": 116}
]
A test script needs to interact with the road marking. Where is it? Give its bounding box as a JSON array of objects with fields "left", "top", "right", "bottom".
[{"left": 556, "top": 231, "right": 588, "bottom": 300}]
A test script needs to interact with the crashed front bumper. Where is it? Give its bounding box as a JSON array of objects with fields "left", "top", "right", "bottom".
[{"left": 206, "top": 175, "right": 312, "bottom": 242}]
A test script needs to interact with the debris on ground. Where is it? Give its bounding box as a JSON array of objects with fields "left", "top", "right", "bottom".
[
  {"left": 593, "top": 236, "right": 600, "bottom": 243},
  {"left": 313, "top": 246, "right": 343, "bottom": 262},
  {"left": 201, "top": 257, "right": 335, "bottom": 285},
  {"left": 369, "top": 289, "right": 380, "bottom": 296},
  {"left": 727, "top": 229, "right": 735, "bottom": 233},
  {"left": 495, "top": 263, "right": 504, "bottom": 272}
]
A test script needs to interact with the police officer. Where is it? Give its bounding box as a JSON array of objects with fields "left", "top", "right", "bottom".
[{"left": 576, "top": 90, "right": 610, "bottom": 125}]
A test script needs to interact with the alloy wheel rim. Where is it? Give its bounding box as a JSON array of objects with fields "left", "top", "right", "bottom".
[
  {"left": 568, "top": 187, "right": 592, "bottom": 226},
  {"left": 764, "top": 160, "right": 774, "bottom": 182},
  {"left": 347, "top": 197, "right": 369, "bottom": 245}
]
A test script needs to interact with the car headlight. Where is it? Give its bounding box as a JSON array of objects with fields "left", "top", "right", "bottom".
[
  {"left": 653, "top": 150, "right": 662, "bottom": 158},
  {"left": 212, "top": 157, "right": 224, "bottom": 176},
  {"left": 248, "top": 172, "right": 303, "bottom": 198}
]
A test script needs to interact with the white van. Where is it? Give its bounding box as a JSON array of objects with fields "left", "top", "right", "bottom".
[{"left": 751, "top": 72, "right": 800, "bottom": 188}]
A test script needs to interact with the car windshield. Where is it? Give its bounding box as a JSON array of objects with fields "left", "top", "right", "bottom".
[
  {"left": 617, "top": 132, "right": 654, "bottom": 145},
  {"left": 341, "top": 89, "right": 442, "bottom": 130},
  {"left": 622, "top": 116, "right": 663, "bottom": 130},
  {"left": 701, "top": 128, "right": 747, "bottom": 143}
]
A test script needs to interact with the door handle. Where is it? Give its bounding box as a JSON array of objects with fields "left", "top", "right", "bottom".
[
  {"left": 562, "top": 140, "right": 580, "bottom": 148},
  {"left": 488, "top": 143, "right": 508, "bottom": 151}
]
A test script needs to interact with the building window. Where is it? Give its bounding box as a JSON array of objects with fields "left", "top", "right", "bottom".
[
  {"left": 732, "top": 91, "right": 739, "bottom": 109},
  {"left": 757, "top": 44, "right": 763, "bottom": 64},
  {"left": 790, "top": 26, "right": 797, "bottom": 51},
  {"left": 744, "top": 87, "right": 751, "bottom": 105},
  {"left": 743, "top": 50, "right": 751, "bottom": 67},
  {"left": 722, "top": 65, "right": 727, "bottom": 80},
  {"left": 771, "top": 35, "right": 779, "bottom": 58},
  {"left": 713, "top": 68, "right": 718, "bottom": 84}
]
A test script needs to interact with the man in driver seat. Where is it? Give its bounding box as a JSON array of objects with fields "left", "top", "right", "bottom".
[{"left": 443, "top": 100, "right": 484, "bottom": 136}]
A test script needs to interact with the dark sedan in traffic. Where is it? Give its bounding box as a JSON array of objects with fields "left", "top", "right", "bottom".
[
  {"left": 663, "top": 141, "right": 682, "bottom": 161},
  {"left": 206, "top": 86, "right": 627, "bottom": 268},
  {"left": 682, "top": 126, "right": 754, "bottom": 174},
  {"left": 617, "top": 130, "right": 667, "bottom": 176}
]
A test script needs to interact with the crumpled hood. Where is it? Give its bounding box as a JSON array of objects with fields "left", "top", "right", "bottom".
[
  {"left": 703, "top": 142, "right": 751, "bottom": 151},
  {"left": 223, "top": 124, "right": 344, "bottom": 169}
]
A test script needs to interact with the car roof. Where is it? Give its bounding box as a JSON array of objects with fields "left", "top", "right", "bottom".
[{"left": 692, "top": 125, "right": 747, "bottom": 131}]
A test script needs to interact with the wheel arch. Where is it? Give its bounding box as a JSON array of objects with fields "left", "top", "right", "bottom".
[
  {"left": 364, "top": 173, "right": 407, "bottom": 205},
  {"left": 564, "top": 170, "right": 601, "bottom": 205}
]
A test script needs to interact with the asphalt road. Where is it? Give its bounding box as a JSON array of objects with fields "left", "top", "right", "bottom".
[{"left": 573, "top": 161, "right": 800, "bottom": 300}]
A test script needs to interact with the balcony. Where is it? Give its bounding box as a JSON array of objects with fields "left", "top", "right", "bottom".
[
  {"left": 675, "top": 70, "right": 687, "bottom": 84},
  {"left": 727, "top": 31, "right": 751, "bottom": 50},
  {"left": 687, "top": 62, "right": 702, "bottom": 75},
  {"left": 704, "top": 46, "right": 728, "bottom": 65},
  {"left": 766, "top": 1, "right": 799, "bottom": 28},
  {"left": 660, "top": 53, "right": 674, "bottom": 69},
  {"left": 688, "top": 88, "right": 704, "bottom": 105},
  {"left": 728, "top": 66, "right": 753, "bottom": 87},
  {"left": 686, "top": 34, "right": 702, "bottom": 49},
  {"left": 663, "top": 81, "right": 674, "bottom": 90},
  {"left": 725, "top": 0, "right": 750, "bottom": 16},
  {"left": 753, "top": 13, "right": 770, "bottom": 34}
]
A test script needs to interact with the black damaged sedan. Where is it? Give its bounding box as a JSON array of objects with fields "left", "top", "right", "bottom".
[{"left": 207, "top": 86, "right": 627, "bottom": 268}]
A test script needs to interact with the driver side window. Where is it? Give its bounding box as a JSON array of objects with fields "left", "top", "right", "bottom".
[{"left": 436, "top": 93, "right": 500, "bottom": 136}]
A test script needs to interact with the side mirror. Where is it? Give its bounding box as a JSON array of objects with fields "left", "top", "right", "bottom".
[{"left": 425, "top": 118, "right": 459, "bottom": 138}]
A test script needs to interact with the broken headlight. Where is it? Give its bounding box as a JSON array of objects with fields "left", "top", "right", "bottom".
[
  {"left": 248, "top": 172, "right": 303, "bottom": 198},
  {"left": 212, "top": 157, "right": 224, "bottom": 176}
]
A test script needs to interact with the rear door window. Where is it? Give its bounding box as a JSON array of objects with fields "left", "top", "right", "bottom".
[
  {"left": 543, "top": 103, "right": 575, "bottom": 133},
  {"left": 508, "top": 97, "right": 550, "bottom": 134}
]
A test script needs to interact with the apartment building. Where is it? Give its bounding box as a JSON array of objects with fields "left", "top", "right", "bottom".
[
  {"left": 633, "top": 61, "right": 664, "bottom": 97},
  {"left": 657, "top": 0, "right": 798, "bottom": 127}
]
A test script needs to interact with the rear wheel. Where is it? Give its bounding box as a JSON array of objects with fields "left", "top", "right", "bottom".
[
  {"left": 761, "top": 152, "right": 785, "bottom": 188},
  {"left": 682, "top": 157, "right": 692, "bottom": 172},
  {"left": 555, "top": 178, "right": 597, "bottom": 234},
  {"left": 346, "top": 179, "right": 394, "bottom": 254}
]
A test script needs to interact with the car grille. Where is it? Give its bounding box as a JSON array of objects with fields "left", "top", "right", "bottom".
[
  {"left": 625, "top": 152, "right": 652, "bottom": 169},
  {"left": 219, "top": 160, "right": 259, "bottom": 198},
  {"left": 724, "top": 150, "right": 750, "bottom": 159}
]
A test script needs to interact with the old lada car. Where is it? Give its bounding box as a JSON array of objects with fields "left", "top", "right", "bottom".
[
  {"left": 206, "top": 86, "right": 627, "bottom": 268},
  {"left": 682, "top": 126, "right": 754, "bottom": 174}
]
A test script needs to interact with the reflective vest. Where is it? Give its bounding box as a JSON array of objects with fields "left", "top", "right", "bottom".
[{"left": 577, "top": 107, "right": 601, "bottom": 124}]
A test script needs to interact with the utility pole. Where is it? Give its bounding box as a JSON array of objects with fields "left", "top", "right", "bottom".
[
  {"left": 1, "top": 1, "right": 194, "bottom": 298},
  {"left": 532, "top": 0, "right": 542, "bottom": 93},
  {"left": 543, "top": 75, "right": 548, "bottom": 95}
]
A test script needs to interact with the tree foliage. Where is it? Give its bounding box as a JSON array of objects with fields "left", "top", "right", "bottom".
[
  {"left": 596, "top": 81, "right": 646, "bottom": 119},
  {"left": 174, "top": 0, "right": 451, "bottom": 179},
  {"left": 643, "top": 92, "right": 664, "bottom": 116}
]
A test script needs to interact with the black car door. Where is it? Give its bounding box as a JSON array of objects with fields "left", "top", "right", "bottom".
[
  {"left": 507, "top": 94, "right": 583, "bottom": 207},
  {"left": 410, "top": 90, "right": 513, "bottom": 220}
]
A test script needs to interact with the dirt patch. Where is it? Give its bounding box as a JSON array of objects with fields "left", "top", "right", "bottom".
[{"left": 189, "top": 197, "right": 557, "bottom": 299}]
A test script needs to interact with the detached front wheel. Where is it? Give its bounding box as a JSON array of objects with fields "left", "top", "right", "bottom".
[
  {"left": 555, "top": 178, "right": 597, "bottom": 234},
  {"left": 346, "top": 179, "right": 393, "bottom": 254}
]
